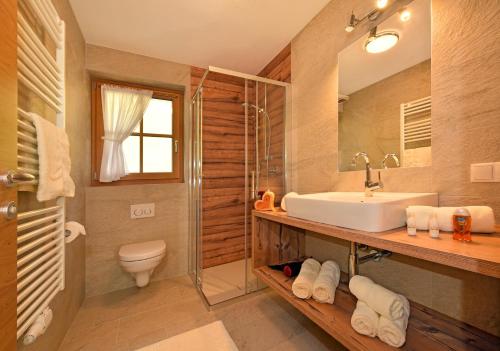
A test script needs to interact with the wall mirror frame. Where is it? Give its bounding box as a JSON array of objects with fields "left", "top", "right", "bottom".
[{"left": 338, "top": 0, "right": 431, "bottom": 172}]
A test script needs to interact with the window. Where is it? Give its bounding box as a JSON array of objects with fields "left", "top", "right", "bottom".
[{"left": 91, "top": 79, "right": 184, "bottom": 185}]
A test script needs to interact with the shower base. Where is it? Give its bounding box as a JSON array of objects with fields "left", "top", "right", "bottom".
[{"left": 201, "top": 259, "right": 259, "bottom": 305}]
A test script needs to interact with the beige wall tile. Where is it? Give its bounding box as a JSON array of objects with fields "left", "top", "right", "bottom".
[
  {"left": 291, "top": 0, "right": 500, "bottom": 335},
  {"left": 85, "top": 183, "right": 189, "bottom": 296},
  {"left": 84, "top": 46, "right": 192, "bottom": 297}
]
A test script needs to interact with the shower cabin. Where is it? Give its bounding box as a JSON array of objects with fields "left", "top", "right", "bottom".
[{"left": 189, "top": 66, "right": 290, "bottom": 306}]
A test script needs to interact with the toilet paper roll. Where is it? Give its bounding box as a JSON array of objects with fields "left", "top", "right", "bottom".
[
  {"left": 65, "top": 221, "right": 86, "bottom": 243},
  {"left": 23, "top": 307, "right": 53, "bottom": 345}
]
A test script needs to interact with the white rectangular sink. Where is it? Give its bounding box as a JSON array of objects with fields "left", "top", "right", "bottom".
[{"left": 285, "top": 192, "right": 438, "bottom": 232}]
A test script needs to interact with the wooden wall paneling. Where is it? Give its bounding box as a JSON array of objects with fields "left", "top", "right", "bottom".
[{"left": 191, "top": 67, "right": 255, "bottom": 268}]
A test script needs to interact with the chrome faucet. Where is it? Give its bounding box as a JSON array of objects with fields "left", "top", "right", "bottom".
[
  {"left": 351, "top": 152, "right": 383, "bottom": 197},
  {"left": 381, "top": 153, "right": 400, "bottom": 169}
]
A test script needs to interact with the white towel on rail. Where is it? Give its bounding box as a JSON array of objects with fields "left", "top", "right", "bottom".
[
  {"left": 30, "top": 113, "right": 75, "bottom": 201},
  {"left": 349, "top": 275, "right": 405, "bottom": 320},
  {"left": 351, "top": 300, "right": 379, "bottom": 337},
  {"left": 312, "top": 260, "right": 340, "bottom": 304},
  {"left": 292, "top": 258, "right": 321, "bottom": 299},
  {"left": 377, "top": 294, "right": 411, "bottom": 348}
]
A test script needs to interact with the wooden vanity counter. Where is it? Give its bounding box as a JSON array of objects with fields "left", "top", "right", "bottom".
[
  {"left": 251, "top": 210, "right": 500, "bottom": 351},
  {"left": 253, "top": 210, "right": 500, "bottom": 279}
]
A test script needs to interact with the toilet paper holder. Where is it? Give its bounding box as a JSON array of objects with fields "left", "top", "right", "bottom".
[{"left": 64, "top": 221, "right": 86, "bottom": 243}]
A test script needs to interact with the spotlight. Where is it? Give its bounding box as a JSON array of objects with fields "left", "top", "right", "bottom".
[
  {"left": 345, "top": 13, "right": 357, "bottom": 32},
  {"left": 376, "top": 0, "right": 388, "bottom": 9},
  {"left": 399, "top": 7, "right": 411, "bottom": 22}
]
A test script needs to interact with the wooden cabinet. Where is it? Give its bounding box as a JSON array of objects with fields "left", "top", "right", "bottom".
[{"left": 252, "top": 211, "right": 500, "bottom": 351}]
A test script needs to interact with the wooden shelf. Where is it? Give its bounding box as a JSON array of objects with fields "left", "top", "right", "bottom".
[
  {"left": 253, "top": 211, "right": 500, "bottom": 279},
  {"left": 254, "top": 266, "right": 499, "bottom": 351}
]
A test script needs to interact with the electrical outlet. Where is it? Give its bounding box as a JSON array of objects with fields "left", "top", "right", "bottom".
[{"left": 130, "top": 203, "right": 155, "bottom": 219}]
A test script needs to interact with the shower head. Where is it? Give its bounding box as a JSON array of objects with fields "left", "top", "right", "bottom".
[{"left": 241, "top": 102, "right": 265, "bottom": 114}]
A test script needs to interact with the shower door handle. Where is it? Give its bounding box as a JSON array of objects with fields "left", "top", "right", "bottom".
[{"left": 250, "top": 171, "right": 256, "bottom": 200}]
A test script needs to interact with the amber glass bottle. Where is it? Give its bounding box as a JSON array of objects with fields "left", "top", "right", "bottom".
[{"left": 452, "top": 208, "right": 472, "bottom": 242}]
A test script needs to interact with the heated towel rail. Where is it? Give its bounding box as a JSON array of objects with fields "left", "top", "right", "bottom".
[
  {"left": 16, "top": 0, "right": 66, "bottom": 339},
  {"left": 400, "top": 96, "right": 431, "bottom": 166}
]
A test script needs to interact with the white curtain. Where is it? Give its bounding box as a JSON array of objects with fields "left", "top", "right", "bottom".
[{"left": 100, "top": 84, "right": 153, "bottom": 182}]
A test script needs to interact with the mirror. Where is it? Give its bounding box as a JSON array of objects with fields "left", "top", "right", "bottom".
[{"left": 338, "top": 0, "right": 431, "bottom": 172}]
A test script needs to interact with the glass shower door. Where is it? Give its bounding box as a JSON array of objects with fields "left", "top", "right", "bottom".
[
  {"left": 189, "top": 68, "right": 289, "bottom": 305},
  {"left": 189, "top": 89, "right": 203, "bottom": 289}
]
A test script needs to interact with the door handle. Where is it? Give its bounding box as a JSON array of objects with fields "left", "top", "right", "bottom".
[
  {"left": 0, "top": 201, "right": 17, "bottom": 220},
  {"left": 251, "top": 171, "right": 256, "bottom": 200},
  {"left": 0, "top": 170, "right": 35, "bottom": 187}
]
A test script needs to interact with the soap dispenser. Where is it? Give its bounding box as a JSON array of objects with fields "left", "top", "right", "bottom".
[
  {"left": 429, "top": 210, "right": 440, "bottom": 239},
  {"left": 453, "top": 208, "right": 472, "bottom": 242},
  {"left": 407, "top": 210, "right": 417, "bottom": 236}
]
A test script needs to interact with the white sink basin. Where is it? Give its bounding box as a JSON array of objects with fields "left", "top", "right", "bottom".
[{"left": 285, "top": 192, "right": 438, "bottom": 232}]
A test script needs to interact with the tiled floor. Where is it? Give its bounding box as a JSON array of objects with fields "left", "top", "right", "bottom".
[{"left": 58, "top": 275, "right": 345, "bottom": 351}]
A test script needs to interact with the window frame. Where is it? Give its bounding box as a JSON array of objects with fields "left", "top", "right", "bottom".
[{"left": 91, "top": 78, "right": 184, "bottom": 186}]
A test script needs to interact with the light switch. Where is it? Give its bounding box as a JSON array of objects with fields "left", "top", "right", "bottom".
[
  {"left": 495, "top": 162, "right": 500, "bottom": 182},
  {"left": 470, "top": 162, "right": 500, "bottom": 182},
  {"left": 130, "top": 203, "right": 155, "bottom": 219}
]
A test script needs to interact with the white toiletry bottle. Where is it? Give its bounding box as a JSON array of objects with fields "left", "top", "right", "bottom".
[
  {"left": 407, "top": 211, "right": 417, "bottom": 236},
  {"left": 429, "top": 211, "right": 440, "bottom": 238}
]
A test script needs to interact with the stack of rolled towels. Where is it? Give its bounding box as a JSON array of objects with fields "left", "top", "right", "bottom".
[
  {"left": 291, "top": 258, "right": 340, "bottom": 304},
  {"left": 407, "top": 205, "right": 495, "bottom": 233},
  {"left": 349, "top": 275, "right": 410, "bottom": 348}
]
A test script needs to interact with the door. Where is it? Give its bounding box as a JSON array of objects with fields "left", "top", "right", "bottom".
[{"left": 0, "top": 0, "right": 18, "bottom": 349}]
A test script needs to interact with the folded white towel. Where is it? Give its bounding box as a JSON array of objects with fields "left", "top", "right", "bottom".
[
  {"left": 292, "top": 258, "right": 321, "bottom": 299},
  {"left": 30, "top": 113, "right": 75, "bottom": 202},
  {"left": 351, "top": 300, "right": 379, "bottom": 337},
  {"left": 349, "top": 275, "right": 404, "bottom": 320},
  {"left": 312, "top": 260, "right": 340, "bottom": 304},
  {"left": 408, "top": 205, "right": 496, "bottom": 233},
  {"left": 377, "top": 294, "right": 411, "bottom": 348}
]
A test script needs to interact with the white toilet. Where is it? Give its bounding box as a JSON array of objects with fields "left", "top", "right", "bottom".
[{"left": 118, "top": 240, "right": 166, "bottom": 287}]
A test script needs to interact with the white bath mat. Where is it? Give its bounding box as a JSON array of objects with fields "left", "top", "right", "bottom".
[{"left": 136, "top": 321, "right": 239, "bottom": 351}]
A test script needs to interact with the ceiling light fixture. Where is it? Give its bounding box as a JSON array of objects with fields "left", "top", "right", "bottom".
[
  {"left": 376, "top": 0, "right": 388, "bottom": 9},
  {"left": 399, "top": 7, "right": 411, "bottom": 22},
  {"left": 364, "top": 26, "right": 399, "bottom": 54},
  {"left": 345, "top": 13, "right": 358, "bottom": 32}
]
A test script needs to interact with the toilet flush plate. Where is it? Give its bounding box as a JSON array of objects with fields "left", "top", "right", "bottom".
[{"left": 131, "top": 203, "right": 155, "bottom": 219}]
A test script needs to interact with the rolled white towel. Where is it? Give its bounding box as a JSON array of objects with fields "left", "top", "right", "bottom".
[
  {"left": 410, "top": 206, "right": 496, "bottom": 233},
  {"left": 435, "top": 207, "right": 456, "bottom": 231},
  {"left": 406, "top": 206, "right": 433, "bottom": 230},
  {"left": 349, "top": 275, "right": 404, "bottom": 320},
  {"left": 281, "top": 192, "right": 298, "bottom": 211},
  {"left": 312, "top": 260, "right": 340, "bottom": 304},
  {"left": 351, "top": 300, "right": 379, "bottom": 337},
  {"left": 467, "top": 206, "right": 496, "bottom": 233},
  {"left": 292, "top": 258, "right": 321, "bottom": 299},
  {"left": 377, "top": 295, "right": 411, "bottom": 348}
]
